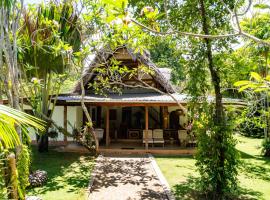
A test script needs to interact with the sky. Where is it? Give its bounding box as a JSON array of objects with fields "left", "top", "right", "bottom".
[{"left": 24, "top": 0, "right": 43, "bottom": 4}]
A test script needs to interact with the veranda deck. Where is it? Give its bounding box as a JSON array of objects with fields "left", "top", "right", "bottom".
[{"left": 99, "top": 141, "right": 196, "bottom": 155}]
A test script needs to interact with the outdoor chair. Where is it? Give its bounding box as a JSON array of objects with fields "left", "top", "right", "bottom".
[
  {"left": 153, "top": 129, "right": 165, "bottom": 147},
  {"left": 94, "top": 128, "right": 104, "bottom": 142},
  {"left": 143, "top": 130, "right": 154, "bottom": 147},
  {"left": 178, "top": 130, "right": 188, "bottom": 147},
  {"left": 189, "top": 132, "right": 197, "bottom": 147}
]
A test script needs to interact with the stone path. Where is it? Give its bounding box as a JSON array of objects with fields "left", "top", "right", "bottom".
[{"left": 88, "top": 154, "right": 168, "bottom": 200}]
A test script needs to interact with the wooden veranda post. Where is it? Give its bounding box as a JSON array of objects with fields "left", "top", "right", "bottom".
[
  {"left": 145, "top": 106, "right": 149, "bottom": 150},
  {"left": 106, "top": 107, "right": 110, "bottom": 147},
  {"left": 163, "top": 106, "right": 169, "bottom": 129},
  {"left": 64, "top": 105, "right": 67, "bottom": 145}
]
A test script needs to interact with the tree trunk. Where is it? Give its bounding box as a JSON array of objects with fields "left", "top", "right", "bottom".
[
  {"left": 7, "top": 153, "right": 18, "bottom": 200},
  {"left": 199, "top": 0, "right": 225, "bottom": 198},
  {"left": 38, "top": 72, "right": 51, "bottom": 152},
  {"left": 38, "top": 134, "right": 49, "bottom": 152}
]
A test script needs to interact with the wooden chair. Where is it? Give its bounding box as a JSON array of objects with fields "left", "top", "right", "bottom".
[
  {"left": 178, "top": 130, "right": 188, "bottom": 147},
  {"left": 143, "top": 130, "right": 154, "bottom": 147},
  {"left": 94, "top": 128, "right": 104, "bottom": 142},
  {"left": 153, "top": 129, "right": 165, "bottom": 147}
]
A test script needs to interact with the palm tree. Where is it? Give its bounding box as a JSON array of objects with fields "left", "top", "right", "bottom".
[
  {"left": 0, "top": 104, "right": 44, "bottom": 150},
  {"left": 19, "top": 1, "right": 81, "bottom": 152}
]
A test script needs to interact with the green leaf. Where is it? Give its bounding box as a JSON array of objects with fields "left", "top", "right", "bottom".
[
  {"left": 239, "top": 84, "right": 252, "bottom": 92},
  {"left": 0, "top": 105, "right": 45, "bottom": 150},
  {"left": 254, "top": 3, "right": 270, "bottom": 9},
  {"left": 234, "top": 80, "right": 250, "bottom": 87},
  {"left": 265, "top": 75, "right": 270, "bottom": 81},
  {"left": 250, "top": 72, "right": 262, "bottom": 81},
  {"left": 254, "top": 87, "right": 268, "bottom": 92}
]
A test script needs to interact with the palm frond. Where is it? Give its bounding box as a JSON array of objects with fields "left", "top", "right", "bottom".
[{"left": 0, "top": 105, "right": 45, "bottom": 150}]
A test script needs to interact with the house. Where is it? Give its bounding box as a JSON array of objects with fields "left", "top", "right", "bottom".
[
  {"left": 55, "top": 46, "right": 194, "bottom": 154},
  {"left": 5, "top": 46, "right": 246, "bottom": 154}
]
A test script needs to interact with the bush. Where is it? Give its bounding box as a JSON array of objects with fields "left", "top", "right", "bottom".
[
  {"left": 236, "top": 103, "right": 265, "bottom": 138},
  {"left": 238, "top": 119, "right": 264, "bottom": 138}
]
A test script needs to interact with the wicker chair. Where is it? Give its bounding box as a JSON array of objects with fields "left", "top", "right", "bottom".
[
  {"left": 178, "top": 130, "right": 188, "bottom": 147},
  {"left": 143, "top": 130, "right": 154, "bottom": 147},
  {"left": 153, "top": 129, "right": 165, "bottom": 147},
  {"left": 94, "top": 128, "right": 104, "bottom": 142}
]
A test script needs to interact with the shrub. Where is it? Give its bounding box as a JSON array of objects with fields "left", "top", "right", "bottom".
[{"left": 238, "top": 119, "right": 264, "bottom": 138}]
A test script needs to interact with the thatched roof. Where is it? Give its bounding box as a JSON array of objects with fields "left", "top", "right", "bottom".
[{"left": 73, "top": 46, "right": 175, "bottom": 94}]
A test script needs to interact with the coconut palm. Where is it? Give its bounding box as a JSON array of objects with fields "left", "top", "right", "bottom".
[{"left": 0, "top": 104, "right": 44, "bottom": 150}]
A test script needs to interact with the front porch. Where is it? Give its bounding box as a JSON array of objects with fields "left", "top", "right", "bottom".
[
  {"left": 98, "top": 141, "right": 196, "bottom": 155},
  {"left": 86, "top": 102, "right": 190, "bottom": 150},
  {"left": 57, "top": 93, "right": 196, "bottom": 154}
]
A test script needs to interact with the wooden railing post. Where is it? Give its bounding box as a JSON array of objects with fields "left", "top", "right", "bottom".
[
  {"left": 106, "top": 107, "right": 110, "bottom": 147},
  {"left": 64, "top": 105, "right": 68, "bottom": 145}
]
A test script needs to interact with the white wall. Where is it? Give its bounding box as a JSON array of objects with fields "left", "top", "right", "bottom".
[
  {"left": 22, "top": 104, "right": 84, "bottom": 143},
  {"left": 51, "top": 106, "right": 64, "bottom": 141},
  {"left": 66, "top": 106, "right": 75, "bottom": 141},
  {"left": 49, "top": 106, "right": 84, "bottom": 142}
]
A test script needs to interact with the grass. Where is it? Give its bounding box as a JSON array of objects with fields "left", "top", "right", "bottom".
[
  {"left": 155, "top": 134, "right": 270, "bottom": 200},
  {"left": 27, "top": 147, "right": 95, "bottom": 200}
]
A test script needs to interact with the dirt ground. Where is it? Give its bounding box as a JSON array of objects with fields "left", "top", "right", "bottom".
[{"left": 88, "top": 154, "right": 168, "bottom": 200}]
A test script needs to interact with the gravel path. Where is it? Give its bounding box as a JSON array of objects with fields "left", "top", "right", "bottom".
[{"left": 88, "top": 154, "right": 168, "bottom": 200}]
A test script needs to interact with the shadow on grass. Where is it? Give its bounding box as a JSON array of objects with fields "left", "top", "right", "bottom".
[
  {"left": 28, "top": 146, "right": 95, "bottom": 195},
  {"left": 172, "top": 176, "right": 264, "bottom": 200},
  {"left": 240, "top": 160, "right": 270, "bottom": 182},
  {"left": 236, "top": 187, "right": 264, "bottom": 200},
  {"left": 172, "top": 176, "right": 200, "bottom": 200},
  {"left": 237, "top": 149, "right": 270, "bottom": 182},
  {"left": 238, "top": 150, "right": 256, "bottom": 159}
]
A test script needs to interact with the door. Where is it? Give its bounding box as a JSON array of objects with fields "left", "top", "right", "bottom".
[{"left": 119, "top": 107, "right": 132, "bottom": 138}]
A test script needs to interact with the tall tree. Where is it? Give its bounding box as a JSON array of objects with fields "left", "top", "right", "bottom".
[
  {"left": 0, "top": 0, "right": 22, "bottom": 109},
  {"left": 128, "top": 0, "right": 240, "bottom": 198}
]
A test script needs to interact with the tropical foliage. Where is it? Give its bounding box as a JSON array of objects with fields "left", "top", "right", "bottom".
[
  {"left": 19, "top": 1, "right": 81, "bottom": 152},
  {"left": 0, "top": 105, "right": 44, "bottom": 150},
  {"left": 1, "top": 0, "right": 270, "bottom": 199}
]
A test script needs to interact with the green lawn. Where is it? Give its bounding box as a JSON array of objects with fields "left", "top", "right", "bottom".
[
  {"left": 155, "top": 135, "right": 270, "bottom": 200},
  {"left": 27, "top": 147, "right": 95, "bottom": 200}
]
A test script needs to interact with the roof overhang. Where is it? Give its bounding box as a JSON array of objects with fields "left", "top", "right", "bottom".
[{"left": 55, "top": 93, "right": 247, "bottom": 107}]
